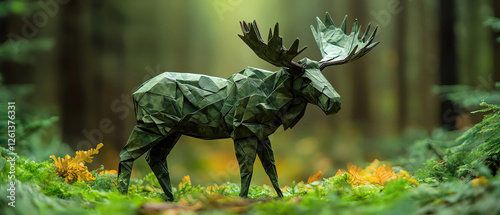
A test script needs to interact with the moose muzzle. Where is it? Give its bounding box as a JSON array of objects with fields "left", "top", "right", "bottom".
[{"left": 318, "top": 89, "right": 341, "bottom": 115}]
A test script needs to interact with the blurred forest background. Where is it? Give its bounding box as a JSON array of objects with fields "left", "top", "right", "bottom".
[{"left": 1, "top": 0, "right": 500, "bottom": 187}]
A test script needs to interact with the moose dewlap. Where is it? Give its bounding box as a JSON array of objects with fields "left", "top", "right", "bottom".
[{"left": 117, "top": 12, "right": 379, "bottom": 201}]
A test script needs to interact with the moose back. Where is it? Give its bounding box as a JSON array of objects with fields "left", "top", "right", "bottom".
[{"left": 117, "top": 12, "right": 379, "bottom": 201}]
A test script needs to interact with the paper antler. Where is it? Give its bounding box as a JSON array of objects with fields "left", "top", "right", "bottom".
[
  {"left": 311, "top": 12, "right": 379, "bottom": 71},
  {"left": 239, "top": 21, "right": 307, "bottom": 70}
]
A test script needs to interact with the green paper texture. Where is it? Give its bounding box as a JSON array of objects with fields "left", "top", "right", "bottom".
[{"left": 117, "top": 12, "right": 379, "bottom": 201}]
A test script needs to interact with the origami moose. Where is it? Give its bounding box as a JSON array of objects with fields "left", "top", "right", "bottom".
[{"left": 118, "top": 12, "right": 379, "bottom": 201}]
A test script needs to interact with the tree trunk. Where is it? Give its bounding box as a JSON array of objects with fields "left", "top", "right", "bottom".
[
  {"left": 350, "top": 0, "right": 372, "bottom": 134},
  {"left": 58, "top": 1, "right": 87, "bottom": 148},
  {"left": 493, "top": 1, "right": 500, "bottom": 83},
  {"left": 396, "top": 0, "right": 407, "bottom": 131},
  {"left": 438, "top": 0, "right": 458, "bottom": 130}
]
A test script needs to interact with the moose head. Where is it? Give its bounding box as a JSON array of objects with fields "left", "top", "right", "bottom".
[{"left": 239, "top": 12, "right": 379, "bottom": 115}]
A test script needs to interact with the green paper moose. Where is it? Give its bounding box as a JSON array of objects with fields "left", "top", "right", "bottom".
[{"left": 118, "top": 12, "right": 379, "bottom": 201}]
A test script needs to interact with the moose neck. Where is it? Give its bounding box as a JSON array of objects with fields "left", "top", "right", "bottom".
[{"left": 264, "top": 68, "right": 308, "bottom": 130}]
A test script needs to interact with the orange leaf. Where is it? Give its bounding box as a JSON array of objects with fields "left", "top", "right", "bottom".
[
  {"left": 347, "top": 164, "right": 368, "bottom": 186},
  {"left": 179, "top": 175, "right": 191, "bottom": 190},
  {"left": 281, "top": 185, "right": 290, "bottom": 193},
  {"left": 307, "top": 171, "right": 323, "bottom": 183},
  {"left": 365, "top": 159, "right": 380, "bottom": 173},
  {"left": 369, "top": 164, "right": 396, "bottom": 186},
  {"left": 99, "top": 170, "right": 118, "bottom": 175}
]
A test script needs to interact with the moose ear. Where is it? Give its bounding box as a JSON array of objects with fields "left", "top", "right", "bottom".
[
  {"left": 298, "top": 58, "right": 320, "bottom": 72},
  {"left": 284, "top": 58, "right": 322, "bottom": 77},
  {"left": 283, "top": 58, "right": 307, "bottom": 77}
]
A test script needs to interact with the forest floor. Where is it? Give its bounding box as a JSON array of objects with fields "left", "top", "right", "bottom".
[{"left": 1, "top": 103, "right": 500, "bottom": 215}]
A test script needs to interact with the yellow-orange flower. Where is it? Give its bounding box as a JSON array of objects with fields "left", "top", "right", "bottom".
[{"left": 179, "top": 175, "right": 191, "bottom": 190}]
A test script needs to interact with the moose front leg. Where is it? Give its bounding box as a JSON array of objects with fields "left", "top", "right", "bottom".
[
  {"left": 233, "top": 136, "right": 258, "bottom": 198},
  {"left": 257, "top": 137, "right": 283, "bottom": 198}
]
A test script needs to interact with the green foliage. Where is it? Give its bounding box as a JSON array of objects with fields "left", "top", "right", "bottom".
[
  {"left": 0, "top": 1, "right": 63, "bottom": 161},
  {"left": 485, "top": 17, "right": 500, "bottom": 42},
  {"left": 2, "top": 131, "right": 500, "bottom": 215},
  {"left": 451, "top": 102, "right": 500, "bottom": 177},
  {"left": 0, "top": 38, "right": 54, "bottom": 63},
  {"left": 417, "top": 102, "right": 500, "bottom": 180},
  {"left": 436, "top": 83, "right": 500, "bottom": 109},
  {"left": 410, "top": 177, "right": 500, "bottom": 214},
  {"left": 0, "top": 1, "right": 29, "bottom": 17},
  {"left": 401, "top": 101, "right": 500, "bottom": 182},
  {"left": 0, "top": 75, "right": 70, "bottom": 161},
  {"left": 0, "top": 148, "right": 164, "bottom": 214},
  {"left": 346, "top": 185, "right": 382, "bottom": 201},
  {"left": 0, "top": 149, "right": 421, "bottom": 214},
  {"left": 0, "top": 1, "right": 54, "bottom": 64},
  {"left": 90, "top": 172, "right": 116, "bottom": 192},
  {"left": 0, "top": 47, "right": 68, "bottom": 161}
]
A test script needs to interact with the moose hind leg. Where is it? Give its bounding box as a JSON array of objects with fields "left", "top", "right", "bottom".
[
  {"left": 146, "top": 132, "right": 181, "bottom": 201},
  {"left": 257, "top": 137, "right": 283, "bottom": 198},
  {"left": 117, "top": 125, "right": 165, "bottom": 194},
  {"left": 234, "top": 137, "right": 258, "bottom": 198}
]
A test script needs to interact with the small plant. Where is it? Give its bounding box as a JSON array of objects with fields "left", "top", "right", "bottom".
[
  {"left": 178, "top": 175, "right": 192, "bottom": 192},
  {"left": 412, "top": 102, "right": 500, "bottom": 180},
  {"left": 50, "top": 143, "right": 103, "bottom": 184},
  {"left": 336, "top": 159, "right": 418, "bottom": 187},
  {"left": 206, "top": 183, "right": 227, "bottom": 195},
  {"left": 307, "top": 171, "right": 323, "bottom": 184}
]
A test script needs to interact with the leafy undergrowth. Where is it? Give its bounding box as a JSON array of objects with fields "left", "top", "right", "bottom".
[
  {"left": 0, "top": 153, "right": 499, "bottom": 215},
  {"left": 1, "top": 103, "right": 500, "bottom": 214},
  {"left": 0, "top": 153, "right": 414, "bottom": 215}
]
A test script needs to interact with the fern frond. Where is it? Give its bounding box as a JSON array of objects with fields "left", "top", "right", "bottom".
[
  {"left": 347, "top": 164, "right": 369, "bottom": 186},
  {"left": 50, "top": 143, "right": 103, "bottom": 184},
  {"left": 73, "top": 143, "right": 103, "bottom": 164},
  {"left": 369, "top": 164, "right": 396, "bottom": 186}
]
